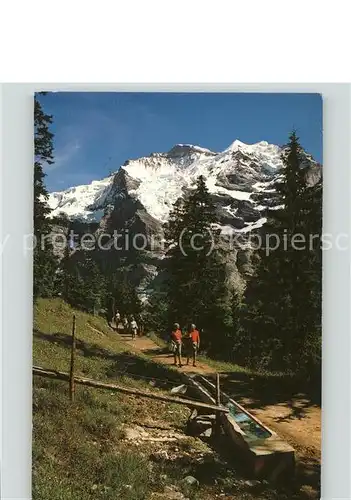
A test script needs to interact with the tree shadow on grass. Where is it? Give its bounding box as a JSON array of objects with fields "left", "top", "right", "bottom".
[
  {"left": 33, "top": 329, "right": 183, "bottom": 390},
  {"left": 138, "top": 347, "right": 173, "bottom": 361},
  {"left": 34, "top": 329, "right": 118, "bottom": 361},
  {"left": 105, "top": 353, "right": 182, "bottom": 389}
]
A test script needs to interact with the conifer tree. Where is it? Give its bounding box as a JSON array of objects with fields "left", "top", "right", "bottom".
[
  {"left": 243, "top": 132, "right": 322, "bottom": 372},
  {"left": 144, "top": 290, "right": 169, "bottom": 335},
  {"left": 62, "top": 251, "right": 106, "bottom": 314},
  {"left": 294, "top": 180, "right": 322, "bottom": 373},
  {"left": 103, "top": 270, "right": 142, "bottom": 321},
  {"left": 33, "top": 94, "right": 58, "bottom": 299},
  {"left": 34, "top": 94, "right": 54, "bottom": 232}
]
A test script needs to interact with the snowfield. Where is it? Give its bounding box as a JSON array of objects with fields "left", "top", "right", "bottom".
[
  {"left": 47, "top": 140, "right": 287, "bottom": 223},
  {"left": 45, "top": 139, "right": 319, "bottom": 235},
  {"left": 47, "top": 175, "right": 114, "bottom": 221}
]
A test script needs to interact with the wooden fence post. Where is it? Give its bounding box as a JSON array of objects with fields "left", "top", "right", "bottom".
[
  {"left": 69, "top": 314, "right": 76, "bottom": 401},
  {"left": 215, "top": 373, "right": 221, "bottom": 435},
  {"left": 216, "top": 373, "right": 221, "bottom": 407}
]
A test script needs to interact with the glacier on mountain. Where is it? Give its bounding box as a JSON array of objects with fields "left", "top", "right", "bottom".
[
  {"left": 46, "top": 137, "right": 321, "bottom": 253},
  {"left": 47, "top": 139, "right": 300, "bottom": 225}
]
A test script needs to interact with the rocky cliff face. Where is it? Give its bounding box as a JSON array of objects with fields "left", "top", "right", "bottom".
[{"left": 47, "top": 140, "right": 322, "bottom": 296}]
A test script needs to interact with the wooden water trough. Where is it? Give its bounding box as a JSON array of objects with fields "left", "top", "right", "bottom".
[{"left": 182, "top": 373, "right": 295, "bottom": 481}]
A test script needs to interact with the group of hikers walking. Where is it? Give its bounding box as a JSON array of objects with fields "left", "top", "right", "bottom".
[
  {"left": 170, "top": 323, "right": 200, "bottom": 368},
  {"left": 113, "top": 310, "right": 140, "bottom": 340},
  {"left": 111, "top": 308, "right": 200, "bottom": 367}
]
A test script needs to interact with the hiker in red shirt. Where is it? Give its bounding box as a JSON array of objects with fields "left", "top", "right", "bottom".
[
  {"left": 185, "top": 323, "right": 200, "bottom": 367},
  {"left": 170, "top": 323, "right": 183, "bottom": 368}
]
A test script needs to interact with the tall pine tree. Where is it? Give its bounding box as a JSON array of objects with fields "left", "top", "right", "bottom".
[
  {"left": 33, "top": 94, "right": 58, "bottom": 299},
  {"left": 243, "top": 132, "right": 322, "bottom": 372}
]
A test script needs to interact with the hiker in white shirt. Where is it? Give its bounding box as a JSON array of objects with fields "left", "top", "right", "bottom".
[
  {"left": 114, "top": 311, "right": 121, "bottom": 331},
  {"left": 130, "top": 316, "right": 138, "bottom": 340}
]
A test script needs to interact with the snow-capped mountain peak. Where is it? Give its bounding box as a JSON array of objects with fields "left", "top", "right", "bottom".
[
  {"left": 167, "top": 143, "right": 216, "bottom": 157},
  {"left": 46, "top": 139, "right": 319, "bottom": 224},
  {"left": 225, "top": 139, "right": 248, "bottom": 151}
]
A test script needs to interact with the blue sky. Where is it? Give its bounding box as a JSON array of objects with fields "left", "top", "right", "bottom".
[{"left": 38, "top": 92, "right": 323, "bottom": 192}]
